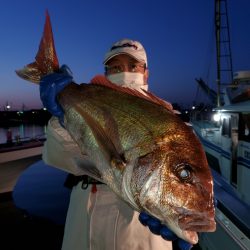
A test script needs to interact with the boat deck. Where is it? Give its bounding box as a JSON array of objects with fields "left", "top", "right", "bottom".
[
  {"left": 0, "top": 192, "right": 64, "bottom": 250},
  {"left": 212, "top": 170, "right": 250, "bottom": 239}
]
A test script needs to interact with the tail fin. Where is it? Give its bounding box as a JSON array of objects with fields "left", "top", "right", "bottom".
[{"left": 16, "top": 10, "right": 59, "bottom": 84}]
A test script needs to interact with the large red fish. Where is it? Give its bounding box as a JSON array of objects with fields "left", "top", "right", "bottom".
[{"left": 16, "top": 11, "right": 216, "bottom": 244}]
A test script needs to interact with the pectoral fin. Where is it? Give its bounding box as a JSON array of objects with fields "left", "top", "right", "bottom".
[{"left": 74, "top": 104, "right": 126, "bottom": 171}]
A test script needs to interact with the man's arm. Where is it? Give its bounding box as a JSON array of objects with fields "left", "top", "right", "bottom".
[{"left": 43, "top": 116, "right": 87, "bottom": 176}]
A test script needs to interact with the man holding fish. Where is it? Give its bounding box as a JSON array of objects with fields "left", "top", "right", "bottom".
[
  {"left": 41, "top": 39, "right": 192, "bottom": 250},
  {"left": 16, "top": 13, "right": 216, "bottom": 249}
]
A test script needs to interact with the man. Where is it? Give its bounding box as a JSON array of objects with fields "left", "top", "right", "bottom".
[{"left": 40, "top": 39, "right": 191, "bottom": 250}]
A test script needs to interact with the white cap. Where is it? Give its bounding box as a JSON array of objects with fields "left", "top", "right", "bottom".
[{"left": 103, "top": 39, "right": 147, "bottom": 67}]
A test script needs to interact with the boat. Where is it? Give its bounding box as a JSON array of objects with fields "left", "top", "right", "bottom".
[
  {"left": 0, "top": 137, "right": 45, "bottom": 193},
  {"left": 0, "top": 109, "right": 49, "bottom": 193},
  {"left": 190, "top": 1, "right": 250, "bottom": 249}
]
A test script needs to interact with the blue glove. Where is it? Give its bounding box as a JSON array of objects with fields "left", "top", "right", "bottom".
[
  {"left": 139, "top": 212, "right": 193, "bottom": 250},
  {"left": 40, "top": 64, "right": 73, "bottom": 122}
]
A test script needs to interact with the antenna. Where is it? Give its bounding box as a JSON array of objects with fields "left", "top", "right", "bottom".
[{"left": 215, "top": 0, "right": 234, "bottom": 107}]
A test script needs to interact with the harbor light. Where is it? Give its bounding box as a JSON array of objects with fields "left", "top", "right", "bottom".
[{"left": 213, "top": 113, "right": 221, "bottom": 122}]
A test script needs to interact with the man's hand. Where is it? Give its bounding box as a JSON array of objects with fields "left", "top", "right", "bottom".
[
  {"left": 40, "top": 64, "right": 73, "bottom": 123},
  {"left": 139, "top": 212, "right": 193, "bottom": 250}
]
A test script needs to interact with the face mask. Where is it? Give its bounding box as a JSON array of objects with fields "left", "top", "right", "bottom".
[{"left": 107, "top": 72, "right": 148, "bottom": 93}]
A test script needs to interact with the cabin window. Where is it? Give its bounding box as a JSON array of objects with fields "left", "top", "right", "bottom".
[
  {"left": 222, "top": 118, "right": 231, "bottom": 137},
  {"left": 239, "top": 113, "right": 250, "bottom": 142}
]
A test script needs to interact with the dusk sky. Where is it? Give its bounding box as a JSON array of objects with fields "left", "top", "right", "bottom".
[{"left": 1, "top": 0, "right": 250, "bottom": 110}]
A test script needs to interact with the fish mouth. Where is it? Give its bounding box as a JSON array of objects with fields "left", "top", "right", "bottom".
[
  {"left": 178, "top": 214, "right": 216, "bottom": 232},
  {"left": 177, "top": 212, "right": 216, "bottom": 244}
]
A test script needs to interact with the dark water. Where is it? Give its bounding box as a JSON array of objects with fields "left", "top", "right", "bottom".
[
  {"left": 13, "top": 160, "right": 70, "bottom": 225},
  {"left": 0, "top": 124, "right": 46, "bottom": 144}
]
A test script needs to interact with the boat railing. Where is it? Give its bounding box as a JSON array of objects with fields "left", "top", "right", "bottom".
[
  {"left": 0, "top": 134, "right": 46, "bottom": 153},
  {"left": 191, "top": 119, "right": 221, "bottom": 145},
  {"left": 227, "top": 83, "right": 250, "bottom": 102},
  {"left": 202, "top": 127, "right": 220, "bottom": 136},
  {"left": 17, "top": 134, "right": 46, "bottom": 142}
]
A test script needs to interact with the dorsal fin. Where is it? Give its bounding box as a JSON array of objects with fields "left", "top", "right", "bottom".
[
  {"left": 16, "top": 10, "right": 59, "bottom": 83},
  {"left": 91, "top": 75, "right": 173, "bottom": 112}
]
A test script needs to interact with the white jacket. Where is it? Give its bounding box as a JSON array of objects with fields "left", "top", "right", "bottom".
[{"left": 43, "top": 117, "right": 172, "bottom": 250}]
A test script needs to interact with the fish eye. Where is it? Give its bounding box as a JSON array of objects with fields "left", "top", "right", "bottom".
[
  {"left": 179, "top": 169, "right": 190, "bottom": 179},
  {"left": 175, "top": 163, "right": 192, "bottom": 182}
]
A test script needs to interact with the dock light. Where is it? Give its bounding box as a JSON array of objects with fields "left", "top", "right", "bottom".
[
  {"left": 43, "top": 107, "right": 47, "bottom": 111},
  {"left": 213, "top": 113, "right": 221, "bottom": 122},
  {"left": 192, "top": 106, "right": 196, "bottom": 110}
]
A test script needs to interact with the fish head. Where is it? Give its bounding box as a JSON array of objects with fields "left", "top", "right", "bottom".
[{"left": 131, "top": 124, "right": 216, "bottom": 244}]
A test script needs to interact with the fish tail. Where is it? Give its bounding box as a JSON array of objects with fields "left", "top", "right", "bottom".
[{"left": 16, "top": 10, "right": 59, "bottom": 84}]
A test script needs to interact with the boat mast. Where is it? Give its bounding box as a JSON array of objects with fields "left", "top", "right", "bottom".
[{"left": 215, "top": 0, "right": 233, "bottom": 107}]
